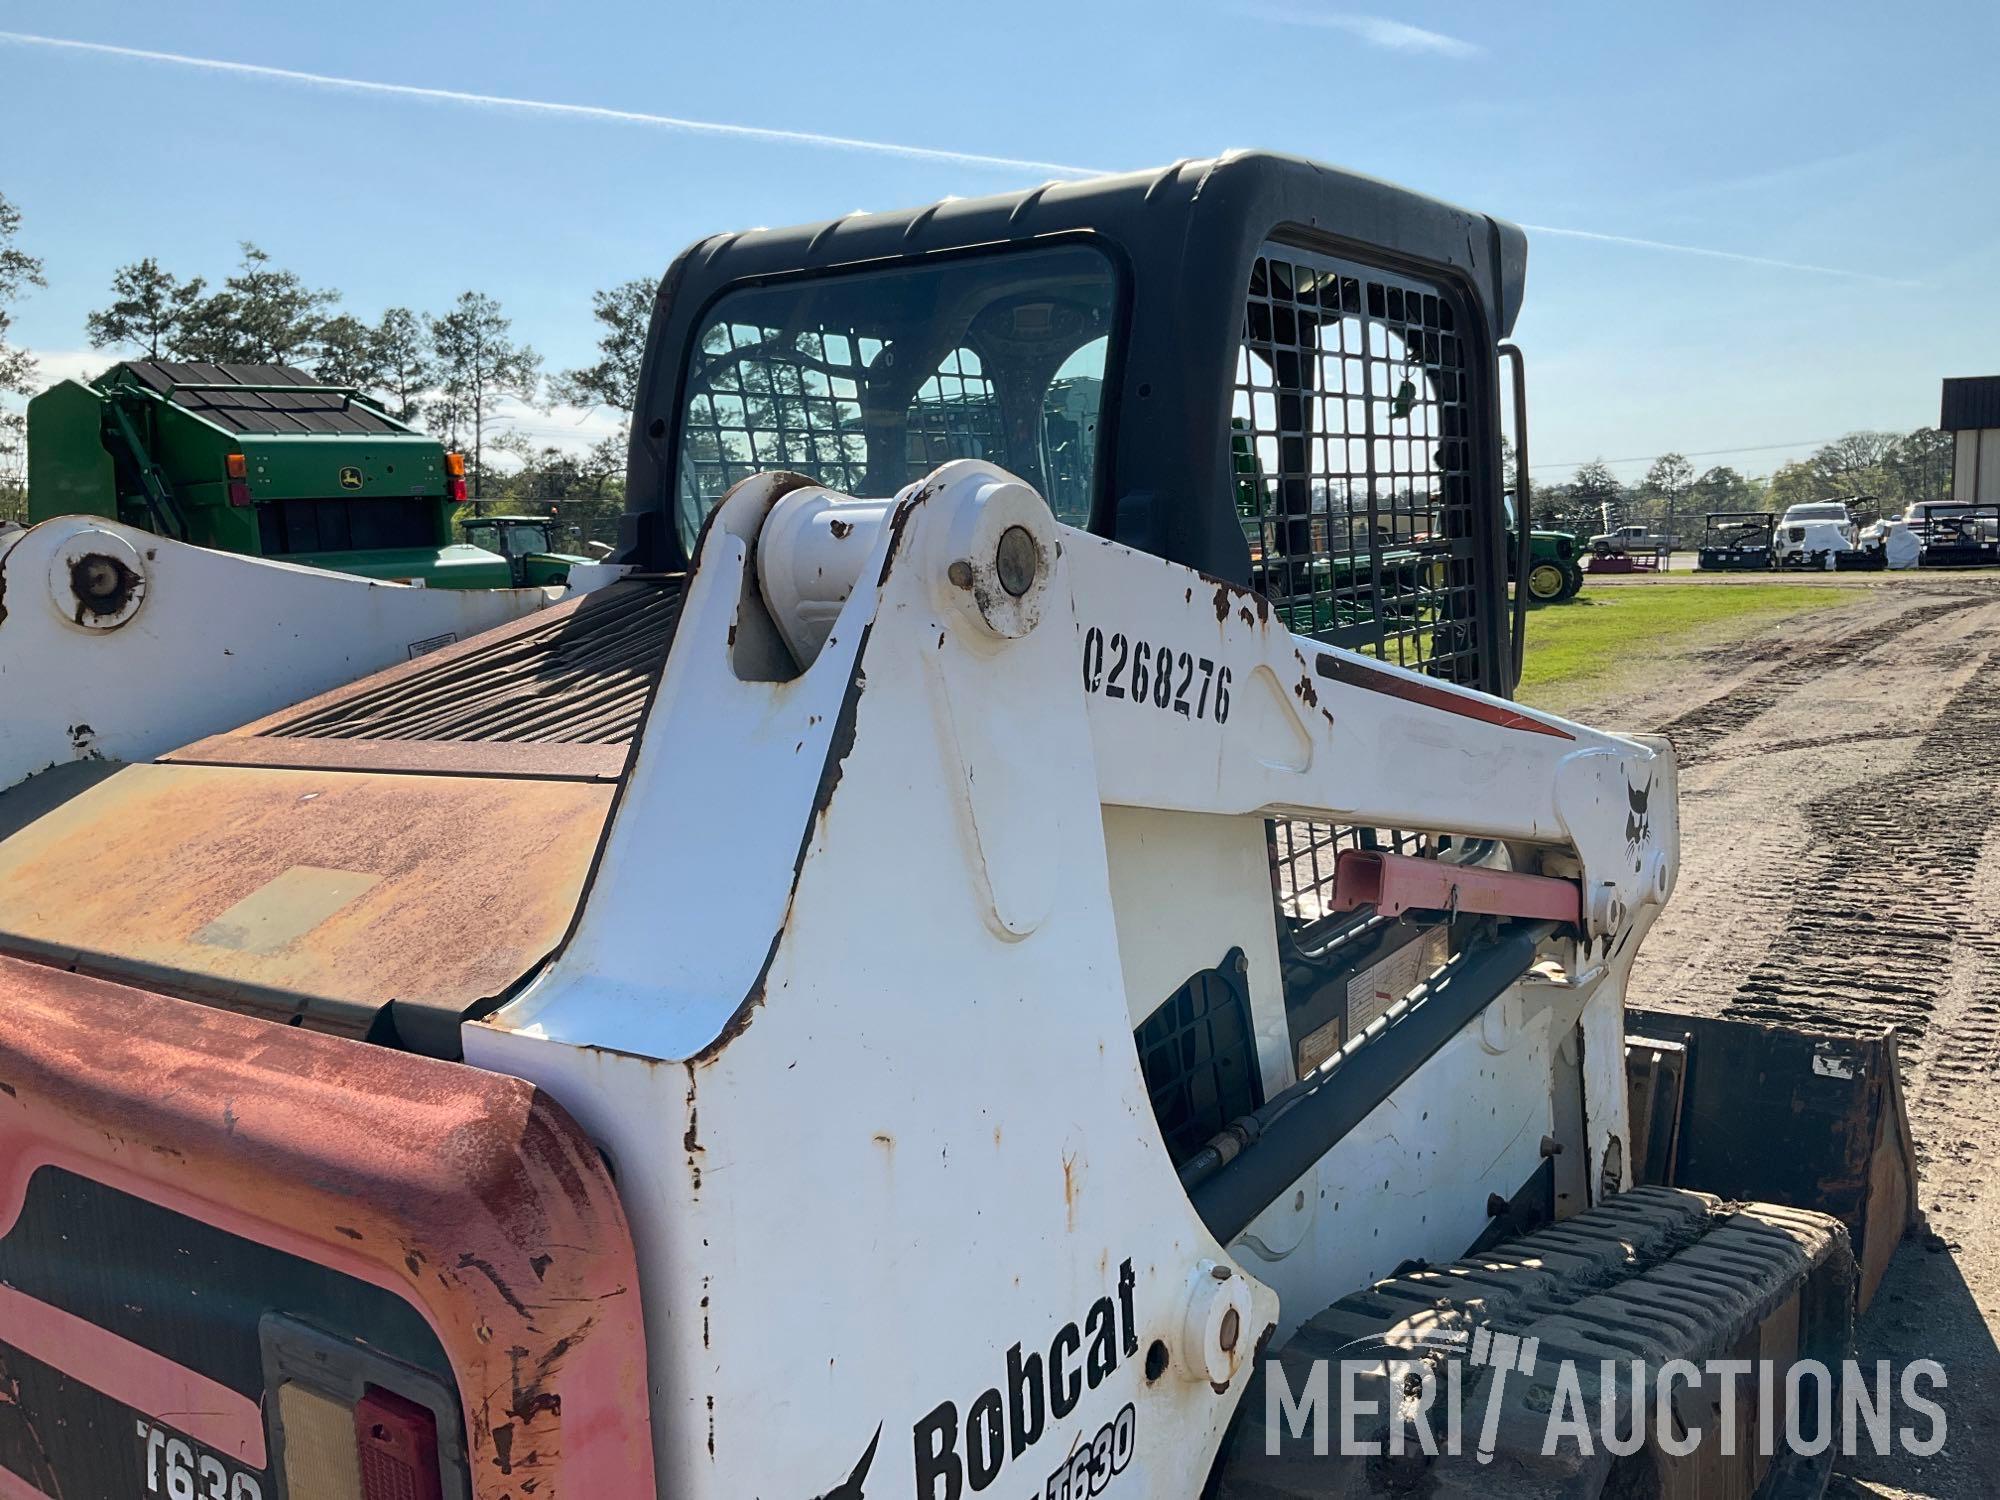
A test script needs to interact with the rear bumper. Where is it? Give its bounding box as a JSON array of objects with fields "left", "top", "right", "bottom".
[{"left": 0, "top": 953, "right": 654, "bottom": 1497}]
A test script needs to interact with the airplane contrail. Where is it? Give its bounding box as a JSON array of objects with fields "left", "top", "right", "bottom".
[
  {"left": 0, "top": 31, "right": 1915, "bottom": 287},
  {"left": 0, "top": 30, "right": 1107, "bottom": 178},
  {"left": 1522, "top": 223, "right": 1915, "bottom": 287}
]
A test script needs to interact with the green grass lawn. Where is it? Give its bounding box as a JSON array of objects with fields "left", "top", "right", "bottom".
[{"left": 1516, "top": 584, "right": 1855, "bottom": 706}]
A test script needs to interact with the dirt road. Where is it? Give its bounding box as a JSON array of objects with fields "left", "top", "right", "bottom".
[{"left": 1563, "top": 575, "right": 2000, "bottom": 1498}]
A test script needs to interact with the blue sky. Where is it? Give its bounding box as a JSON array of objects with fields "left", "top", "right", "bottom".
[{"left": 3, "top": 0, "right": 1995, "bottom": 481}]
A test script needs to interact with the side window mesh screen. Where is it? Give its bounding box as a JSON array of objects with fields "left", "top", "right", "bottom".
[{"left": 1236, "top": 246, "right": 1483, "bottom": 932}]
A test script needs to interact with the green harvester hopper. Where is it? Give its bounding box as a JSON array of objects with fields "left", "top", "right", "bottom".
[{"left": 27, "top": 360, "right": 512, "bottom": 589}]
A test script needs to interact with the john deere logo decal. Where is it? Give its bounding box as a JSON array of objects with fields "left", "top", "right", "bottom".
[{"left": 338, "top": 466, "right": 363, "bottom": 489}]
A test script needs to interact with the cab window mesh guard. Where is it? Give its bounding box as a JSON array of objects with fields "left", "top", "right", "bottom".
[{"left": 1236, "top": 245, "right": 1484, "bottom": 932}]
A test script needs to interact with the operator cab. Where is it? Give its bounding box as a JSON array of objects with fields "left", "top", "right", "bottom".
[
  {"left": 625, "top": 150, "right": 1526, "bottom": 697},
  {"left": 627, "top": 152, "right": 1534, "bottom": 1163}
]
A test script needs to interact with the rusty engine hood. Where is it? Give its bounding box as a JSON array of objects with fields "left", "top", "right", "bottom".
[{"left": 0, "top": 580, "right": 681, "bottom": 1053}]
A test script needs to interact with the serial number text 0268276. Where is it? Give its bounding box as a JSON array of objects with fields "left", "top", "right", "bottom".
[{"left": 1082, "top": 628, "right": 1231, "bottom": 724}]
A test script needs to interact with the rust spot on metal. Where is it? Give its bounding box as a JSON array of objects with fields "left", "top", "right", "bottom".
[
  {"left": 1238, "top": 606, "right": 1254, "bottom": 627},
  {"left": 1296, "top": 674, "right": 1319, "bottom": 709},
  {"left": 68, "top": 552, "right": 140, "bottom": 625},
  {"left": 683, "top": 1065, "right": 703, "bottom": 1192},
  {"left": 457, "top": 1252, "right": 534, "bottom": 1322},
  {"left": 334, "top": 1224, "right": 364, "bottom": 1240},
  {"left": 829, "top": 518, "right": 853, "bottom": 540},
  {"left": 1213, "top": 585, "right": 1231, "bottom": 623},
  {"left": 0, "top": 763, "right": 615, "bottom": 1035}
]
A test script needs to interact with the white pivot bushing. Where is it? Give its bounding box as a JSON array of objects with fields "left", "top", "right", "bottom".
[
  {"left": 925, "top": 464, "right": 1058, "bottom": 643},
  {"left": 1178, "top": 1260, "right": 1254, "bottom": 1390}
]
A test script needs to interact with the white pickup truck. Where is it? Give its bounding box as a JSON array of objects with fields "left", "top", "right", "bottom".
[
  {"left": 1774, "top": 501, "right": 1857, "bottom": 566},
  {"left": 1585, "top": 522, "right": 1674, "bottom": 555}
]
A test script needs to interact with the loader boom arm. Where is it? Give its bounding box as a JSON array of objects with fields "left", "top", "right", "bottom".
[
  {"left": 460, "top": 461, "right": 1676, "bottom": 1498},
  {"left": 759, "top": 473, "right": 1678, "bottom": 943}
]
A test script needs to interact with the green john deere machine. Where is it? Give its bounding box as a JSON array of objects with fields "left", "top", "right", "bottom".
[
  {"left": 26, "top": 360, "right": 514, "bottom": 588},
  {"left": 458, "top": 509, "right": 593, "bottom": 588},
  {"left": 1510, "top": 525, "right": 1586, "bottom": 601}
]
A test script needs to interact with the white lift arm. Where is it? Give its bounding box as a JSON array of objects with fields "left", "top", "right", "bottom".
[
  {"left": 757, "top": 464, "right": 1678, "bottom": 943},
  {"left": 465, "top": 461, "right": 1676, "bottom": 1500}
]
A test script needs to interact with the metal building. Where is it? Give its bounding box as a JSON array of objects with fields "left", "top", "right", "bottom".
[{"left": 1942, "top": 375, "right": 2000, "bottom": 503}]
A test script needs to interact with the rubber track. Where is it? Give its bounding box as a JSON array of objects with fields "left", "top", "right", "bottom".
[{"left": 1219, "top": 1186, "right": 1854, "bottom": 1498}]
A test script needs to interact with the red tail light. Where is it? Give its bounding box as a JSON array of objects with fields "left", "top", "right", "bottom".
[
  {"left": 447, "top": 476, "right": 467, "bottom": 504},
  {"left": 228, "top": 480, "right": 253, "bottom": 507},
  {"left": 355, "top": 1386, "right": 443, "bottom": 1500}
]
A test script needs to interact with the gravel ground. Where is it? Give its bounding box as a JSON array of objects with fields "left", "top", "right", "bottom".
[{"left": 1560, "top": 574, "right": 2000, "bottom": 1499}]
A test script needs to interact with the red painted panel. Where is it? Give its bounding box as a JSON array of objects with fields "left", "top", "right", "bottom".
[
  {"left": 1315, "top": 652, "right": 1575, "bottom": 739},
  {"left": 0, "top": 953, "right": 655, "bottom": 1497}
]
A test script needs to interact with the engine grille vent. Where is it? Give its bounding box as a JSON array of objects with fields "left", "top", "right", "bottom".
[
  {"left": 265, "top": 579, "right": 682, "bottom": 746},
  {"left": 167, "top": 578, "right": 685, "bottom": 782}
]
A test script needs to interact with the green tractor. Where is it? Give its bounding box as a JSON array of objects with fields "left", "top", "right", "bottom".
[
  {"left": 26, "top": 360, "right": 514, "bottom": 589},
  {"left": 1511, "top": 525, "right": 1586, "bottom": 602},
  {"left": 458, "top": 509, "right": 595, "bottom": 587}
]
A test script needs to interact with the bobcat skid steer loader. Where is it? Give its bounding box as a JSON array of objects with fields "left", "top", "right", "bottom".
[{"left": 0, "top": 154, "right": 1906, "bottom": 1499}]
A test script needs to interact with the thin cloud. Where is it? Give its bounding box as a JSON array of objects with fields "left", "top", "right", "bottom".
[
  {"left": 3, "top": 31, "right": 1912, "bottom": 289},
  {"left": 1522, "top": 223, "right": 1917, "bottom": 287},
  {"left": 0, "top": 31, "right": 1105, "bottom": 178},
  {"left": 1238, "top": 5, "right": 1480, "bottom": 57}
]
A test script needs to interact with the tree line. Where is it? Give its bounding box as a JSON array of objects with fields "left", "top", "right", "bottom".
[
  {"left": 0, "top": 190, "right": 1967, "bottom": 543},
  {"left": 0, "top": 192, "right": 45, "bottom": 520},
  {"left": 1527, "top": 430, "right": 1954, "bottom": 544}
]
